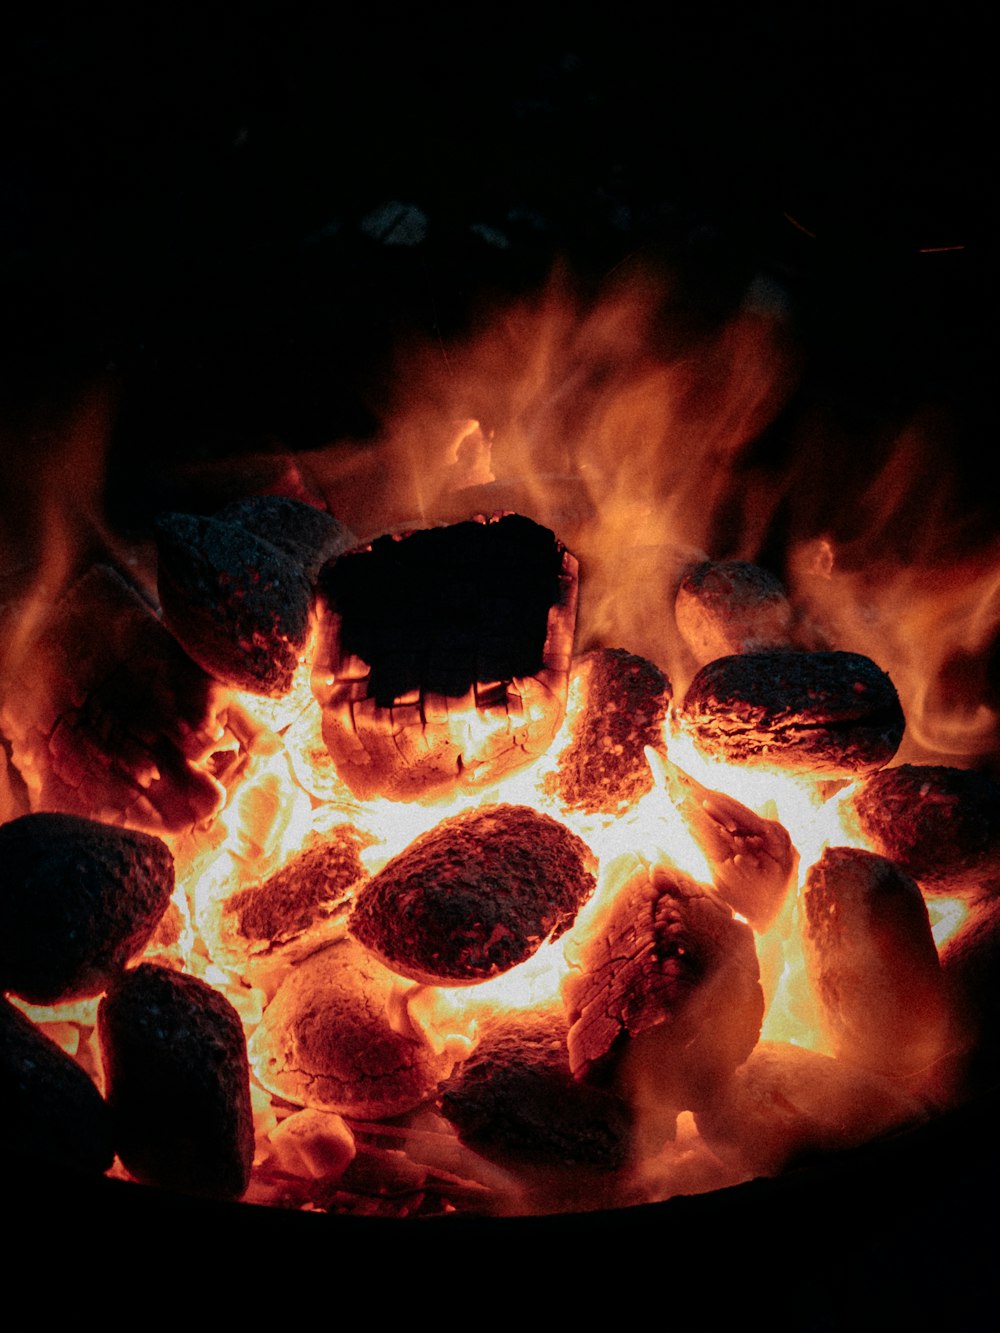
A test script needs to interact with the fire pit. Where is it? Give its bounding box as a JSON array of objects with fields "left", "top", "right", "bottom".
[{"left": 3, "top": 257, "right": 999, "bottom": 1253}]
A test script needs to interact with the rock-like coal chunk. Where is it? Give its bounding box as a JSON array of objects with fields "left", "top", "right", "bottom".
[
  {"left": 441, "top": 1006, "right": 632, "bottom": 1168},
  {"left": 563, "top": 857, "right": 763, "bottom": 1115},
  {"left": 544, "top": 648, "right": 672, "bottom": 816},
  {"left": 802, "top": 846, "right": 950, "bottom": 1083},
  {"left": 0, "top": 813, "right": 174, "bottom": 1004},
  {"left": 0, "top": 996, "right": 114, "bottom": 1176},
  {"left": 249, "top": 938, "right": 453, "bottom": 1120},
  {"left": 312, "top": 513, "right": 578, "bottom": 801},
  {"left": 156, "top": 512, "right": 314, "bottom": 696},
  {"left": 674, "top": 561, "right": 796, "bottom": 667},
  {"left": 678, "top": 650, "right": 905, "bottom": 777},
  {"left": 0, "top": 564, "right": 225, "bottom": 832},
  {"left": 349, "top": 805, "right": 597, "bottom": 985},
  {"left": 98, "top": 963, "right": 254, "bottom": 1200},
  {"left": 216, "top": 496, "right": 355, "bottom": 581},
  {"left": 845, "top": 764, "right": 1000, "bottom": 898}
]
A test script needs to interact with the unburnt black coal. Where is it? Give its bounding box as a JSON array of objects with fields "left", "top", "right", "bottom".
[{"left": 311, "top": 514, "right": 578, "bottom": 801}]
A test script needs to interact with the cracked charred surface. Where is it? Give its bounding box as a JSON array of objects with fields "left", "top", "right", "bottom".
[
  {"left": 679, "top": 650, "right": 905, "bottom": 777},
  {"left": 312, "top": 514, "right": 577, "bottom": 801},
  {"left": 802, "top": 846, "right": 951, "bottom": 1085},
  {"left": 249, "top": 938, "right": 453, "bottom": 1119},
  {"left": 544, "top": 648, "right": 671, "bottom": 816},
  {"left": 845, "top": 764, "right": 1000, "bottom": 898},
  {"left": 0, "top": 812, "right": 174, "bottom": 1004},
  {"left": 349, "top": 804, "right": 597, "bottom": 985},
  {"left": 156, "top": 512, "right": 314, "bottom": 696},
  {"left": 0, "top": 565, "right": 225, "bottom": 832},
  {"left": 99, "top": 962, "right": 254, "bottom": 1200},
  {"left": 563, "top": 859, "right": 763, "bottom": 1119}
]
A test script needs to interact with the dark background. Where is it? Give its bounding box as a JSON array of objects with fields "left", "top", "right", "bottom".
[{"left": 1, "top": 2, "right": 995, "bottom": 510}]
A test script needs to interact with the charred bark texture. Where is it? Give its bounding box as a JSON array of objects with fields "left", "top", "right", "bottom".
[
  {"left": 312, "top": 514, "right": 577, "bottom": 801},
  {"left": 0, "top": 813, "right": 174, "bottom": 1004},
  {"left": 350, "top": 805, "right": 596, "bottom": 985},
  {"left": 564, "top": 859, "right": 763, "bottom": 1113},
  {"left": 679, "top": 650, "right": 905, "bottom": 777},
  {"left": 98, "top": 963, "right": 254, "bottom": 1200},
  {"left": 846, "top": 764, "right": 1000, "bottom": 897},
  {"left": 544, "top": 648, "right": 671, "bottom": 816},
  {"left": 0, "top": 565, "right": 224, "bottom": 831}
]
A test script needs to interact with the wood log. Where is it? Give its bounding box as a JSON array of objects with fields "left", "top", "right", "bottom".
[
  {"left": 0, "top": 813, "right": 174, "bottom": 1004},
  {"left": 0, "top": 564, "right": 225, "bottom": 831},
  {"left": 156, "top": 511, "right": 315, "bottom": 696},
  {"left": 0, "top": 996, "right": 114, "bottom": 1177},
  {"left": 845, "top": 764, "right": 1000, "bottom": 897},
  {"left": 543, "top": 648, "right": 671, "bottom": 816},
  {"left": 674, "top": 560, "right": 795, "bottom": 666},
  {"left": 664, "top": 760, "right": 796, "bottom": 930},
  {"left": 98, "top": 962, "right": 254, "bottom": 1200},
  {"left": 349, "top": 804, "right": 596, "bottom": 985},
  {"left": 563, "top": 858, "right": 763, "bottom": 1116},
  {"left": 802, "top": 846, "right": 951, "bottom": 1082},
  {"left": 249, "top": 938, "right": 453, "bottom": 1120},
  {"left": 312, "top": 513, "right": 578, "bottom": 801},
  {"left": 678, "top": 650, "right": 905, "bottom": 777},
  {"left": 440, "top": 1006, "right": 631, "bottom": 1168}
]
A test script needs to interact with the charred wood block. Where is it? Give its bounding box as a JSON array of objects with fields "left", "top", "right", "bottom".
[
  {"left": 802, "top": 847, "right": 950, "bottom": 1081},
  {"left": 0, "top": 813, "right": 174, "bottom": 1004},
  {"left": 845, "top": 764, "right": 1000, "bottom": 898},
  {"left": 98, "top": 962, "right": 254, "bottom": 1200},
  {"left": 678, "top": 651, "right": 905, "bottom": 778},
  {"left": 249, "top": 939, "right": 453, "bottom": 1120},
  {"left": 312, "top": 514, "right": 578, "bottom": 801},
  {"left": 694, "top": 1041, "right": 926, "bottom": 1177},
  {"left": 208, "top": 824, "right": 371, "bottom": 973},
  {"left": 0, "top": 565, "right": 224, "bottom": 832},
  {"left": 674, "top": 561, "right": 795, "bottom": 666},
  {"left": 440, "top": 1006, "right": 631, "bottom": 1168},
  {"left": 665, "top": 762, "right": 796, "bottom": 931},
  {"left": 0, "top": 996, "right": 114, "bottom": 1176},
  {"left": 544, "top": 648, "right": 672, "bottom": 816},
  {"left": 350, "top": 805, "right": 597, "bottom": 985},
  {"left": 156, "top": 512, "right": 314, "bottom": 696},
  {"left": 563, "top": 858, "right": 763, "bottom": 1113},
  {"left": 215, "top": 496, "right": 356, "bottom": 581}
]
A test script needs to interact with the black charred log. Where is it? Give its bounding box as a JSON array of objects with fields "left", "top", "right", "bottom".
[
  {"left": 0, "top": 813, "right": 174, "bottom": 1004},
  {"left": 679, "top": 650, "right": 905, "bottom": 777},
  {"left": 349, "top": 804, "right": 596, "bottom": 985},
  {"left": 98, "top": 963, "right": 254, "bottom": 1201}
]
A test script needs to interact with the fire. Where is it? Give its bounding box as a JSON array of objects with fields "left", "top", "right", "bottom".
[{"left": 1, "top": 262, "right": 997, "bottom": 1215}]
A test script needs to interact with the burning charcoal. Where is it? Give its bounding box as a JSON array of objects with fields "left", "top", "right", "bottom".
[
  {"left": 206, "top": 824, "right": 372, "bottom": 976},
  {"left": 674, "top": 561, "right": 795, "bottom": 666},
  {"left": 0, "top": 565, "right": 225, "bottom": 832},
  {"left": 845, "top": 764, "right": 1000, "bottom": 898},
  {"left": 0, "top": 813, "right": 174, "bottom": 1004},
  {"left": 249, "top": 938, "right": 454, "bottom": 1120},
  {"left": 694, "top": 1042, "right": 926, "bottom": 1177},
  {"left": 544, "top": 648, "right": 672, "bottom": 816},
  {"left": 678, "top": 650, "right": 905, "bottom": 778},
  {"left": 155, "top": 512, "right": 314, "bottom": 696},
  {"left": 441, "top": 1006, "right": 632, "bottom": 1168},
  {"left": 939, "top": 899, "right": 1000, "bottom": 1097},
  {"left": 215, "top": 496, "right": 356, "bottom": 581},
  {"left": 563, "top": 857, "right": 763, "bottom": 1118},
  {"left": 349, "top": 805, "right": 597, "bottom": 985},
  {"left": 0, "top": 996, "right": 114, "bottom": 1176},
  {"left": 312, "top": 513, "right": 578, "bottom": 801},
  {"left": 663, "top": 760, "right": 797, "bottom": 931},
  {"left": 98, "top": 962, "right": 254, "bottom": 1200},
  {"left": 802, "top": 847, "right": 950, "bottom": 1082}
]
